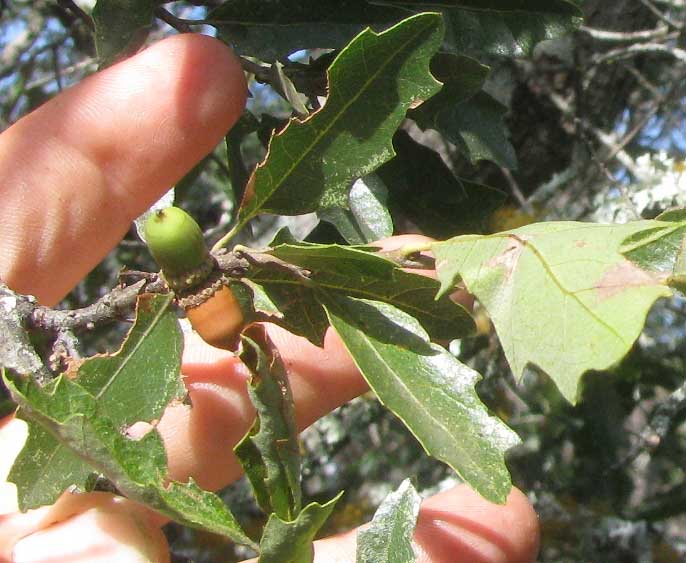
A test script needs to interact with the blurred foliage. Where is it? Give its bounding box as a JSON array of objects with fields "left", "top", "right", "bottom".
[{"left": 4, "top": 0, "right": 686, "bottom": 561}]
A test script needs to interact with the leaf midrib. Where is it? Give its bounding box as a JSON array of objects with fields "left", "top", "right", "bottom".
[
  {"left": 240, "top": 14, "right": 439, "bottom": 224},
  {"left": 95, "top": 295, "right": 173, "bottom": 400}
]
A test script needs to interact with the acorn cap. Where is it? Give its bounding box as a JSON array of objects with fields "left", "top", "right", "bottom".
[{"left": 144, "top": 207, "right": 211, "bottom": 284}]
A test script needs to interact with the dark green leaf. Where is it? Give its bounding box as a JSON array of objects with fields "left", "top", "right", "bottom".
[
  {"left": 235, "top": 326, "right": 301, "bottom": 520},
  {"left": 412, "top": 87, "right": 517, "bottom": 169},
  {"left": 380, "top": 130, "right": 507, "bottom": 238},
  {"left": 236, "top": 13, "right": 444, "bottom": 226},
  {"left": 356, "top": 479, "right": 421, "bottom": 563},
  {"left": 226, "top": 112, "right": 261, "bottom": 204},
  {"left": 245, "top": 242, "right": 474, "bottom": 345},
  {"left": 348, "top": 175, "right": 394, "bottom": 241},
  {"left": 317, "top": 207, "right": 368, "bottom": 245},
  {"left": 92, "top": 0, "right": 154, "bottom": 66},
  {"left": 258, "top": 494, "right": 343, "bottom": 563},
  {"left": 381, "top": 0, "right": 581, "bottom": 59},
  {"left": 620, "top": 221, "right": 686, "bottom": 275},
  {"left": 433, "top": 221, "right": 673, "bottom": 403},
  {"left": 210, "top": 0, "right": 407, "bottom": 60},
  {"left": 324, "top": 295, "right": 519, "bottom": 503},
  {"left": 414, "top": 52, "right": 489, "bottom": 106},
  {"left": 242, "top": 274, "right": 331, "bottom": 345},
  {"left": 408, "top": 53, "right": 515, "bottom": 168}
]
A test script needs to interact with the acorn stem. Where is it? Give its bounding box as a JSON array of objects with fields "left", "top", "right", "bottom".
[{"left": 211, "top": 222, "right": 241, "bottom": 254}]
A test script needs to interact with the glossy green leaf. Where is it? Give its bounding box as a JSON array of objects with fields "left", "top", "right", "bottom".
[
  {"left": 433, "top": 221, "right": 673, "bottom": 403},
  {"left": 349, "top": 175, "right": 394, "bottom": 241},
  {"left": 356, "top": 479, "right": 421, "bottom": 563},
  {"left": 235, "top": 327, "right": 301, "bottom": 521},
  {"left": 241, "top": 274, "right": 330, "bottom": 345},
  {"left": 324, "top": 295, "right": 519, "bottom": 503},
  {"left": 93, "top": 0, "right": 154, "bottom": 66},
  {"left": 245, "top": 242, "right": 474, "bottom": 346},
  {"left": 319, "top": 174, "right": 393, "bottom": 244},
  {"left": 620, "top": 220, "right": 686, "bottom": 275},
  {"left": 385, "top": 0, "right": 582, "bottom": 59},
  {"left": 317, "top": 207, "right": 368, "bottom": 245},
  {"left": 620, "top": 217, "right": 686, "bottom": 293},
  {"left": 236, "top": 13, "right": 444, "bottom": 226},
  {"left": 258, "top": 494, "right": 343, "bottom": 563},
  {"left": 210, "top": 0, "right": 407, "bottom": 60}
]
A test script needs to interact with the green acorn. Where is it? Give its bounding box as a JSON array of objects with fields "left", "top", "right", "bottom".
[
  {"left": 144, "top": 207, "right": 244, "bottom": 350},
  {"left": 144, "top": 207, "right": 214, "bottom": 292}
]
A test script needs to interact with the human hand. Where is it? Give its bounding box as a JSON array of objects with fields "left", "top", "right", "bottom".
[{"left": 0, "top": 34, "right": 539, "bottom": 562}]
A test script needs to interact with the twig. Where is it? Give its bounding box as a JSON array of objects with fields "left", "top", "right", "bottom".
[
  {"left": 51, "top": 45, "right": 63, "bottom": 92},
  {"left": 580, "top": 25, "right": 670, "bottom": 42},
  {"left": 0, "top": 246, "right": 295, "bottom": 385},
  {"left": 154, "top": 7, "right": 193, "bottom": 33},
  {"left": 547, "top": 89, "right": 642, "bottom": 178},
  {"left": 57, "top": 0, "right": 95, "bottom": 32},
  {"left": 29, "top": 279, "right": 160, "bottom": 333},
  {"left": 638, "top": 0, "right": 682, "bottom": 30},
  {"left": 500, "top": 166, "right": 534, "bottom": 215},
  {"left": 592, "top": 42, "right": 686, "bottom": 65},
  {"left": 239, "top": 57, "right": 272, "bottom": 83},
  {"left": 24, "top": 58, "right": 95, "bottom": 92},
  {"left": 615, "top": 380, "right": 686, "bottom": 471},
  {"left": 0, "top": 284, "right": 51, "bottom": 384}
]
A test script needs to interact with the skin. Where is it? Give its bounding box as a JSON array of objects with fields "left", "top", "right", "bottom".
[{"left": 0, "top": 34, "right": 540, "bottom": 563}]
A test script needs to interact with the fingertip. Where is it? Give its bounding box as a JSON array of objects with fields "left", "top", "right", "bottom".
[
  {"left": 415, "top": 485, "right": 539, "bottom": 563},
  {"left": 10, "top": 493, "right": 169, "bottom": 563}
]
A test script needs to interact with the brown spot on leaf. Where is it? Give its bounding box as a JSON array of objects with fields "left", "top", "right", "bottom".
[
  {"left": 575, "top": 240, "right": 588, "bottom": 248},
  {"left": 239, "top": 174, "right": 256, "bottom": 209},
  {"left": 137, "top": 293, "right": 155, "bottom": 313},
  {"left": 595, "top": 260, "right": 665, "bottom": 300},
  {"left": 63, "top": 357, "right": 86, "bottom": 380},
  {"left": 487, "top": 235, "right": 526, "bottom": 282}
]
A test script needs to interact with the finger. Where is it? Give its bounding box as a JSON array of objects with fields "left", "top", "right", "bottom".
[
  {"left": 376, "top": 234, "right": 475, "bottom": 310},
  {"left": 10, "top": 503, "right": 168, "bottom": 563},
  {"left": 0, "top": 33, "right": 246, "bottom": 305},
  {"left": 157, "top": 324, "right": 367, "bottom": 492},
  {"left": 375, "top": 233, "right": 437, "bottom": 278},
  {"left": 241, "top": 485, "right": 539, "bottom": 563}
]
